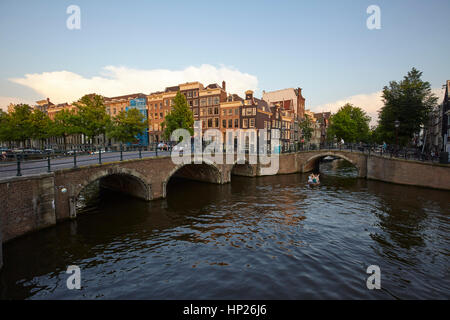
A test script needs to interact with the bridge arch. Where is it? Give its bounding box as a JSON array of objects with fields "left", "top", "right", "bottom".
[
  {"left": 302, "top": 152, "right": 364, "bottom": 177},
  {"left": 162, "top": 160, "right": 223, "bottom": 197},
  {"left": 69, "top": 167, "right": 152, "bottom": 218}
]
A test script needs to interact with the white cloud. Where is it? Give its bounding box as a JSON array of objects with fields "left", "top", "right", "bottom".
[
  {"left": 310, "top": 88, "right": 445, "bottom": 127},
  {"left": 0, "top": 96, "right": 35, "bottom": 111},
  {"left": 9, "top": 64, "right": 259, "bottom": 104}
]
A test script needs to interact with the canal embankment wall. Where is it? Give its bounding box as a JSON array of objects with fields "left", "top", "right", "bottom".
[{"left": 367, "top": 155, "right": 450, "bottom": 191}]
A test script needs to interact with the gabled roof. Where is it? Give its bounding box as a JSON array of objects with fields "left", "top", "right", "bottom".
[
  {"left": 104, "top": 93, "right": 145, "bottom": 102},
  {"left": 164, "top": 86, "right": 179, "bottom": 92}
]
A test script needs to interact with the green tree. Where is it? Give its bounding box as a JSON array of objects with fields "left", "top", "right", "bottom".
[
  {"left": 107, "top": 108, "right": 148, "bottom": 144},
  {"left": 74, "top": 94, "right": 110, "bottom": 145},
  {"left": 0, "top": 110, "right": 13, "bottom": 147},
  {"left": 30, "top": 109, "right": 53, "bottom": 149},
  {"left": 299, "top": 114, "right": 314, "bottom": 143},
  {"left": 327, "top": 103, "right": 371, "bottom": 143},
  {"left": 161, "top": 91, "right": 194, "bottom": 140},
  {"left": 52, "top": 109, "right": 82, "bottom": 150},
  {"left": 8, "top": 104, "right": 33, "bottom": 147},
  {"left": 377, "top": 68, "right": 437, "bottom": 146}
]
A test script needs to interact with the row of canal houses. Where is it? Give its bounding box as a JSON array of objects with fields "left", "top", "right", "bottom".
[
  {"left": 23, "top": 81, "right": 331, "bottom": 150},
  {"left": 103, "top": 81, "right": 315, "bottom": 150}
]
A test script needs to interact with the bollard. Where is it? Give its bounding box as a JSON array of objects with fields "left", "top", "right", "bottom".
[
  {"left": 139, "top": 147, "right": 142, "bottom": 159},
  {"left": 16, "top": 155, "right": 22, "bottom": 176},
  {"left": 155, "top": 143, "right": 158, "bottom": 157},
  {"left": 120, "top": 145, "right": 123, "bottom": 161},
  {"left": 47, "top": 156, "right": 51, "bottom": 172},
  {"left": 99, "top": 149, "right": 102, "bottom": 164},
  {"left": 73, "top": 150, "right": 77, "bottom": 168}
]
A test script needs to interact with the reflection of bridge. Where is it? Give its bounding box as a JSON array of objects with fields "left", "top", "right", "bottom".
[{"left": 1, "top": 149, "right": 449, "bottom": 269}]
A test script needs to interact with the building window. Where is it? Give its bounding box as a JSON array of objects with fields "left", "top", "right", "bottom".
[
  {"left": 208, "top": 107, "right": 213, "bottom": 115},
  {"left": 213, "top": 97, "right": 219, "bottom": 105},
  {"left": 235, "top": 108, "right": 239, "bottom": 115},
  {"left": 228, "top": 119, "right": 232, "bottom": 128},
  {"left": 160, "top": 113, "right": 163, "bottom": 118},
  {"left": 214, "top": 107, "right": 219, "bottom": 115},
  {"left": 193, "top": 108, "right": 198, "bottom": 115},
  {"left": 228, "top": 109, "right": 233, "bottom": 115},
  {"left": 250, "top": 118, "right": 255, "bottom": 128},
  {"left": 208, "top": 118, "right": 213, "bottom": 128},
  {"left": 223, "top": 119, "right": 227, "bottom": 128},
  {"left": 193, "top": 91, "right": 198, "bottom": 98},
  {"left": 193, "top": 99, "right": 198, "bottom": 106},
  {"left": 200, "top": 98, "right": 207, "bottom": 106},
  {"left": 215, "top": 118, "right": 219, "bottom": 128},
  {"left": 243, "top": 119, "right": 248, "bottom": 128},
  {"left": 202, "top": 120, "right": 206, "bottom": 128},
  {"left": 234, "top": 119, "right": 239, "bottom": 128},
  {"left": 189, "top": 100, "right": 193, "bottom": 107},
  {"left": 207, "top": 97, "right": 212, "bottom": 106},
  {"left": 187, "top": 91, "right": 192, "bottom": 98},
  {"left": 200, "top": 108, "right": 205, "bottom": 117},
  {"left": 222, "top": 110, "right": 226, "bottom": 116}
]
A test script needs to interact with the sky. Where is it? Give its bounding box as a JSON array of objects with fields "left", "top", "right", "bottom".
[{"left": 0, "top": 0, "right": 449, "bottom": 126}]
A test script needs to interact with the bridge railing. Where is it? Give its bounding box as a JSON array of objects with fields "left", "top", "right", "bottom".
[{"left": 0, "top": 142, "right": 445, "bottom": 179}]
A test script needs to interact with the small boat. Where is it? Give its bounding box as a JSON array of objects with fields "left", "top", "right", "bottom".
[
  {"left": 322, "top": 156, "right": 336, "bottom": 162},
  {"left": 308, "top": 174, "right": 320, "bottom": 187}
]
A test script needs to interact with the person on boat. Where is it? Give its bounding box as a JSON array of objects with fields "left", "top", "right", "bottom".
[
  {"left": 313, "top": 174, "right": 320, "bottom": 184},
  {"left": 308, "top": 173, "right": 320, "bottom": 185}
]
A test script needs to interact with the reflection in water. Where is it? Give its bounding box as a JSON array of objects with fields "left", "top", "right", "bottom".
[{"left": 0, "top": 159, "right": 449, "bottom": 299}]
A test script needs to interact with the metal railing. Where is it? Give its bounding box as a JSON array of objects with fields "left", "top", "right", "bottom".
[{"left": 0, "top": 142, "right": 446, "bottom": 178}]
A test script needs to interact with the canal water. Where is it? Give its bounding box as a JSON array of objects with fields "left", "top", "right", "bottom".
[{"left": 0, "top": 160, "right": 449, "bottom": 299}]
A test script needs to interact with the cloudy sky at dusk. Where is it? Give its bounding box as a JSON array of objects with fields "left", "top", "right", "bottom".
[{"left": 0, "top": 0, "right": 449, "bottom": 126}]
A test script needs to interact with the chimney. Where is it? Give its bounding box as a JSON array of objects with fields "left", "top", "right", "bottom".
[
  {"left": 245, "top": 90, "right": 253, "bottom": 101},
  {"left": 222, "top": 81, "right": 226, "bottom": 91}
]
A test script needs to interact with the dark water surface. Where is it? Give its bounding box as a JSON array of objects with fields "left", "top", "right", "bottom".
[{"left": 1, "top": 160, "right": 449, "bottom": 299}]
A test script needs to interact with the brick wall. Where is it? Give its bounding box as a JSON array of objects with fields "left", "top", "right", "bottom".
[
  {"left": 367, "top": 155, "right": 450, "bottom": 190},
  {"left": 0, "top": 174, "right": 56, "bottom": 243}
]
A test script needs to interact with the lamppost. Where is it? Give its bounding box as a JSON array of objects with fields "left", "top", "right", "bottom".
[{"left": 394, "top": 120, "right": 400, "bottom": 153}]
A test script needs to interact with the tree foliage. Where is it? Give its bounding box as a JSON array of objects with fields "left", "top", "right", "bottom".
[
  {"left": 107, "top": 108, "right": 148, "bottom": 144},
  {"left": 327, "top": 103, "right": 371, "bottom": 143},
  {"left": 74, "top": 94, "right": 110, "bottom": 143},
  {"left": 377, "top": 68, "right": 437, "bottom": 146},
  {"left": 162, "top": 91, "right": 194, "bottom": 140},
  {"left": 0, "top": 110, "right": 13, "bottom": 144},
  {"left": 30, "top": 109, "right": 53, "bottom": 148},
  {"left": 7, "top": 104, "right": 34, "bottom": 145},
  {"left": 52, "top": 109, "right": 82, "bottom": 149}
]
